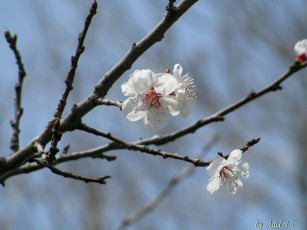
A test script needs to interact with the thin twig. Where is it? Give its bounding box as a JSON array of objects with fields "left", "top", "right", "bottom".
[
  {"left": 0, "top": 151, "right": 116, "bottom": 186},
  {"left": 116, "top": 135, "right": 218, "bottom": 230},
  {"left": 77, "top": 123, "right": 260, "bottom": 167},
  {"left": 4, "top": 28, "right": 27, "bottom": 153},
  {"left": 45, "top": 0, "right": 97, "bottom": 162},
  {"left": 77, "top": 123, "right": 210, "bottom": 166},
  {"left": 0, "top": 136, "right": 257, "bottom": 185},
  {"left": 53, "top": 0, "right": 98, "bottom": 119},
  {"left": 96, "top": 98, "right": 122, "bottom": 109},
  {"left": 31, "top": 159, "right": 111, "bottom": 185}
]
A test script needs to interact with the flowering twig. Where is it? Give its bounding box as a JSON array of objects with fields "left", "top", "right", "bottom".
[
  {"left": 0, "top": 0, "right": 198, "bottom": 177},
  {"left": 4, "top": 28, "right": 27, "bottom": 153},
  {"left": 136, "top": 62, "right": 307, "bottom": 147},
  {"left": 77, "top": 123, "right": 210, "bottom": 166},
  {"left": 0, "top": 135, "right": 257, "bottom": 186},
  {"left": 77, "top": 123, "right": 260, "bottom": 168},
  {"left": 116, "top": 136, "right": 218, "bottom": 230}
]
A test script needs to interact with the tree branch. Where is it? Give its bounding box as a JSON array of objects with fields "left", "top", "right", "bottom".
[
  {"left": 0, "top": 0, "right": 198, "bottom": 177},
  {"left": 53, "top": 0, "right": 98, "bottom": 119},
  {"left": 0, "top": 136, "right": 258, "bottom": 185},
  {"left": 31, "top": 159, "right": 111, "bottom": 185},
  {"left": 4, "top": 28, "right": 27, "bottom": 153},
  {"left": 136, "top": 62, "right": 307, "bottom": 146}
]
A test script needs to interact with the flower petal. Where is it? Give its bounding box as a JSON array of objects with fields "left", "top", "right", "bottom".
[
  {"left": 227, "top": 149, "right": 242, "bottom": 165},
  {"left": 121, "top": 81, "right": 138, "bottom": 97},
  {"left": 160, "top": 97, "right": 180, "bottom": 116},
  {"left": 207, "top": 155, "right": 227, "bottom": 177},
  {"left": 122, "top": 97, "right": 146, "bottom": 121},
  {"left": 154, "top": 73, "right": 177, "bottom": 95},
  {"left": 225, "top": 178, "right": 243, "bottom": 196},
  {"left": 173, "top": 64, "right": 183, "bottom": 79},
  {"left": 206, "top": 176, "right": 222, "bottom": 194},
  {"left": 131, "top": 69, "right": 154, "bottom": 92},
  {"left": 294, "top": 39, "right": 307, "bottom": 55},
  {"left": 238, "top": 161, "right": 250, "bottom": 178},
  {"left": 143, "top": 108, "right": 168, "bottom": 131}
]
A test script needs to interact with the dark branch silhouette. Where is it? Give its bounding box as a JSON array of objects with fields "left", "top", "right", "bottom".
[{"left": 4, "top": 28, "right": 27, "bottom": 154}]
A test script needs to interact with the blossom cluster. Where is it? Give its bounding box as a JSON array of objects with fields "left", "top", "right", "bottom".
[{"left": 121, "top": 64, "right": 197, "bottom": 131}]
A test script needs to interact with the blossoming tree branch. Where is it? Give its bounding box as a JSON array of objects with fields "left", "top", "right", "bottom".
[{"left": 1, "top": 0, "right": 307, "bottom": 197}]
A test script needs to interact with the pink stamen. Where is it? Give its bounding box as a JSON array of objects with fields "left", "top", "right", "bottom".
[
  {"left": 142, "top": 87, "right": 162, "bottom": 109},
  {"left": 220, "top": 165, "right": 233, "bottom": 180},
  {"left": 298, "top": 53, "right": 307, "bottom": 62}
]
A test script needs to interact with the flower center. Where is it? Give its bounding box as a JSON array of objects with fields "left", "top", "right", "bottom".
[
  {"left": 298, "top": 53, "right": 307, "bottom": 62},
  {"left": 220, "top": 165, "right": 233, "bottom": 180},
  {"left": 142, "top": 87, "right": 162, "bottom": 109}
]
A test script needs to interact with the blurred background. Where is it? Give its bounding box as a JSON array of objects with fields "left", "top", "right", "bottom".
[{"left": 0, "top": 0, "right": 306, "bottom": 229}]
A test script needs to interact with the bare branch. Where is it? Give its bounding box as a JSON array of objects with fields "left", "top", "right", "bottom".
[
  {"left": 31, "top": 159, "right": 111, "bottom": 185},
  {"left": 0, "top": 136, "right": 258, "bottom": 185},
  {"left": 53, "top": 0, "right": 98, "bottom": 119},
  {"left": 0, "top": 150, "right": 116, "bottom": 186},
  {"left": 4, "top": 28, "right": 27, "bottom": 153},
  {"left": 77, "top": 123, "right": 260, "bottom": 167},
  {"left": 77, "top": 123, "right": 210, "bottom": 166}
]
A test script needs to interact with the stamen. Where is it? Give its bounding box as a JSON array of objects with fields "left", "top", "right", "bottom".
[
  {"left": 183, "top": 73, "right": 198, "bottom": 99},
  {"left": 142, "top": 87, "right": 162, "bottom": 109}
]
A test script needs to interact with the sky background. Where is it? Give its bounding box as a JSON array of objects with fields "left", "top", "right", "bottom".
[{"left": 0, "top": 1, "right": 306, "bottom": 230}]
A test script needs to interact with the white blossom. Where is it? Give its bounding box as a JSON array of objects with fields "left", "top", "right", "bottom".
[
  {"left": 206, "top": 149, "right": 249, "bottom": 196},
  {"left": 294, "top": 39, "right": 307, "bottom": 62},
  {"left": 121, "top": 65, "right": 196, "bottom": 131}
]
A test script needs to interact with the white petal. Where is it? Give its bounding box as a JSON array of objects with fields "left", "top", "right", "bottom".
[
  {"left": 131, "top": 69, "right": 154, "bottom": 92},
  {"left": 227, "top": 149, "right": 242, "bottom": 165},
  {"left": 206, "top": 176, "right": 222, "bottom": 194},
  {"left": 177, "top": 97, "right": 195, "bottom": 118},
  {"left": 160, "top": 97, "right": 180, "bottom": 116},
  {"left": 294, "top": 39, "right": 307, "bottom": 55},
  {"left": 122, "top": 98, "right": 145, "bottom": 121},
  {"left": 207, "top": 155, "right": 227, "bottom": 177},
  {"left": 226, "top": 178, "right": 243, "bottom": 196},
  {"left": 238, "top": 161, "right": 250, "bottom": 178},
  {"left": 143, "top": 109, "right": 168, "bottom": 131},
  {"left": 154, "top": 73, "right": 177, "bottom": 95},
  {"left": 173, "top": 64, "right": 183, "bottom": 79},
  {"left": 121, "top": 81, "right": 138, "bottom": 97}
]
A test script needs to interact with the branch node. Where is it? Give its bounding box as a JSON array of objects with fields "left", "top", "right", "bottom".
[{"left": 166, "top": 0, "right": 177, "bottom": 13}]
